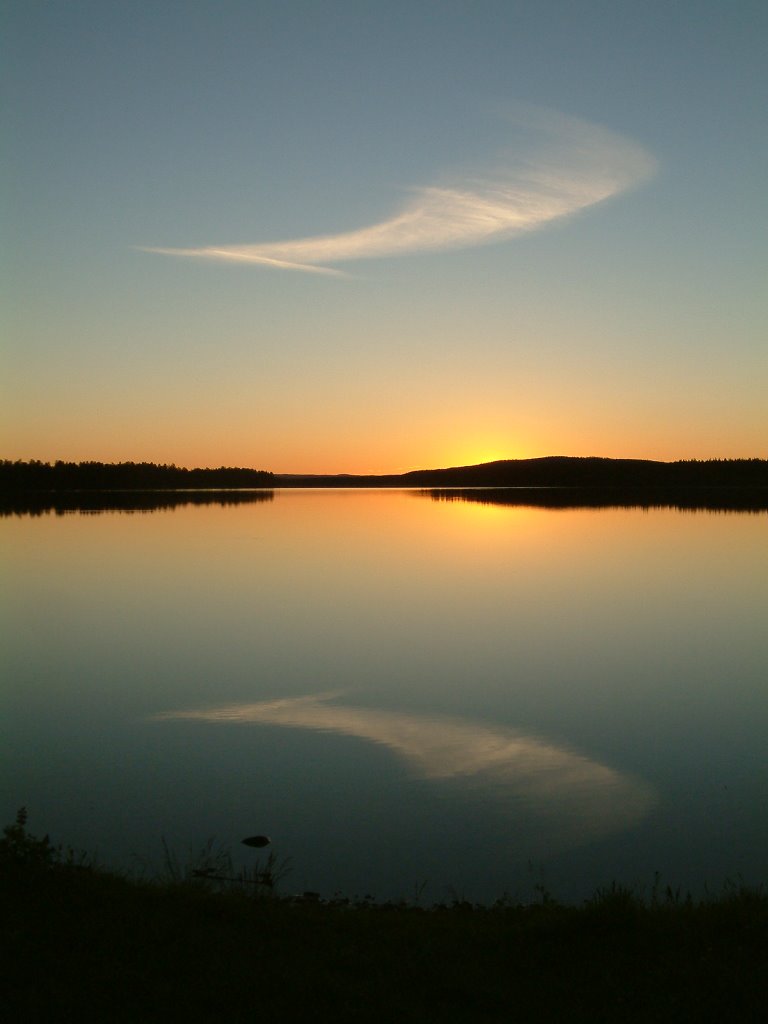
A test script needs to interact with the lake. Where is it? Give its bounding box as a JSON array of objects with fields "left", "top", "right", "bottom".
[{"left": 3, "top": 489, "right": 767, "bottom": 903}]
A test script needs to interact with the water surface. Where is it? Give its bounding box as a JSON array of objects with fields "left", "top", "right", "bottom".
[{"left": 3, "top": 489, "right": 766, "bottom": 902}]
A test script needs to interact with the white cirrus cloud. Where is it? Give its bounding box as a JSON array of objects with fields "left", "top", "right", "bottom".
[{"left": 142, "top": 110, "right": 655, "bottom": 274}]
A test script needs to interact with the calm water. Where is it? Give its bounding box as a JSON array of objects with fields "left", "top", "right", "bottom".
[{"left": 3, "top": 490, "right": 767, "bottom": 903}]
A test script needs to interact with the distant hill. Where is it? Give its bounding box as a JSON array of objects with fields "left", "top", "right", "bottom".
[{"left": 278, "top": 456, "right": 768, "bottom": 489}]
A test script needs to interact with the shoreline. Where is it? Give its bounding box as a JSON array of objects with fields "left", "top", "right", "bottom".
[{"left": 5, "top": 814, "right": 767, "bottom": 1020}]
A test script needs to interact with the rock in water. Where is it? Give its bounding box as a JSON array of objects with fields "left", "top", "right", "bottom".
[{"left": 241, "top": 835, "right": 271, "bottom": 848}]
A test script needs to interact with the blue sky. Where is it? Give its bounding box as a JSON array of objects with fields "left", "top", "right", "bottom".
[{"left": 3, "top": 1, "right": 766, "bottom": 471}]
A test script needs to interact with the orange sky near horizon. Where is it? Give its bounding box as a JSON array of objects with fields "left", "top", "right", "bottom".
[{"left": 6, "top": 411, "right": 766, "bottom": 476}]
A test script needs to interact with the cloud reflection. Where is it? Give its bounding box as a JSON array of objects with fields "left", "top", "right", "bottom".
[
  {"left": 143, "top": 111, "right": 655, "bottom": 273},
  {"left": 155, "top": 694, "right": 655, "bottom": 847}
]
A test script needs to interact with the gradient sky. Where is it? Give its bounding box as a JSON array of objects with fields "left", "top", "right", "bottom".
[{"left": 3, "top": 1, "right": 766, "bottom": 473}]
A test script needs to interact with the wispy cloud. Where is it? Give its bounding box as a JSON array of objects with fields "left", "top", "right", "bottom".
[{"left": 143, "top": 110, "right": 655, "bottom": 274}]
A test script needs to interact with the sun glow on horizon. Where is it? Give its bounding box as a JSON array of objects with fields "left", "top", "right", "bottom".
[
  {"left": 434, "top": 438, "right": 529, "bottom": 471},
  {"left": 451, "top": 449, "right": 521, "bottom": 469}
]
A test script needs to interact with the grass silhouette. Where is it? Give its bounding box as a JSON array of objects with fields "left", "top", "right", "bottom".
[{"left": 2, "top": 810, "right": 767, "bottom": 1021}]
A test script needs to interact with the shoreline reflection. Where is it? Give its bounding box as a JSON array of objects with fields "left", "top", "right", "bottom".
[
  {"left": 0, "top": 490, "right": 274, "bottom": 517},
  {"left": 420, "top": 487, "right": 768, "bottom": 513}
]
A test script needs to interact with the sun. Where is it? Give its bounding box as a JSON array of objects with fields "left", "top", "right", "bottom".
[
  {"left": 449, "top": 444, "right": 517, "bottom": 468},
  {"left": 423, "top": 428, "right": 530, "bottom": 472}
]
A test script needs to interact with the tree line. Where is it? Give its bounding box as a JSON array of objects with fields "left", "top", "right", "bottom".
[
  {"left": 3, "top": 455, "right": 767, "bottom": 493},
  {"left": 397, "top": 456, "right": 768, "bottom": 489},
  {"left": 0, "top": 460, "right": 275, "bottom": 491}
]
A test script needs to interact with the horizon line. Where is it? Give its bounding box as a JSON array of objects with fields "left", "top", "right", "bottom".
[{"left": 4, "top": 454, "right": 767, "bottom": 478}]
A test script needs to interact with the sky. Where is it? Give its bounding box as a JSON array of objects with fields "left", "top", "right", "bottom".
[{"left": 3, "top": 0, "right": 766, "bottom": 473}]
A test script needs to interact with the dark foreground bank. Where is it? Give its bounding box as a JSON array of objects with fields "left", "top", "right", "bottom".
[{"left": 2, "top": 814, "right": 767, "bottom": 1022}]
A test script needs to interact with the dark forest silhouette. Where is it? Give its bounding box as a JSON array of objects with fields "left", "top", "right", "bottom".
[
  {"left": 2, "top": 457, "right": 767, "bottom": 514},
  {"left": 396, "top": 455, "right": 768, "bottom": 489},
  {"left": 0, "top": 460, "right": 274, "bottom": 491},
  {"left": 277, "top": 455, "right": 768, "bottom": 491}
]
